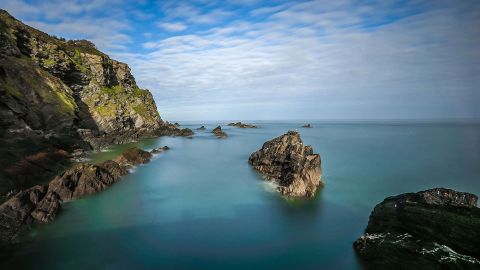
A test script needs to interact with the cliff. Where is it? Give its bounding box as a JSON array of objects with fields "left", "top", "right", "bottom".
[{"left": 0, "top": 10, "right": 191, "bottom": 197}]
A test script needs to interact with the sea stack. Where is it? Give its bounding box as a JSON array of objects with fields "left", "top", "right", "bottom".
[
  {"left": 212, "top": 126, "right": 227, "bottom": 138},
  {"left": 354, "top": 188, "right": 480, "bottom": 269},
  {"left": 248, "top": 131, "right": 322, "bottom": 198}
]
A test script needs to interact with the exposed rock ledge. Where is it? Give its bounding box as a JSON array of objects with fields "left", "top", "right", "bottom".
[
  {"left": 248, "top": 131, "right": 322, "bottom": 198},
  {"left": 354, "top": 188, "right": 480, "bottom": 269},
  {"left": 228, "top": 122, "right": 257, "bottom": 128},
  {"left": 0, "top": 146, "right": 166, "bottom": 245}
]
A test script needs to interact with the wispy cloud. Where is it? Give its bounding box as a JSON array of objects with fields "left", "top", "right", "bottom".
[{"left": 157, "top": 21, "right": 187, "bottom": 32}]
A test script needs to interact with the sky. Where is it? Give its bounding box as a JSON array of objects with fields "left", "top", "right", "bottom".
[{"left": 1, "top": 0, "right": 480, "bottom": 121}]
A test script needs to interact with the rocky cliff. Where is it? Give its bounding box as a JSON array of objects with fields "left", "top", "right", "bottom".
[
  {"left": 0, "top": 10, "right": 191, "bottom": 197},
  {"left": 248, "top": 131, "right": 322, "bottom": 198},
  {"left": 354, "top": 188, "right": 480, "bottom": 269}
]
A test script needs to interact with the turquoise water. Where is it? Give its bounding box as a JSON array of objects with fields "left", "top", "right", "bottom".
[{"left": 2, "top": 122, "right": 480, "bottom": 269}]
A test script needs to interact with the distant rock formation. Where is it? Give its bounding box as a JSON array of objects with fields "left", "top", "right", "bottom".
[
  {"left": 302, "top": 124, "right": 312, "bottom": 128},
  {"left": 248, "top": 131, "right": 322, "bottom": 198},
  {"left": 228, "top": 122, "right": 257, "bottom": 128},
  {"left": 212, "top": 126, "right": 227, "bottom": 138},
  {"left": 354, "top": 188, "right": 480, "bottom": 269},
  {"left": 196, "top": 126, "right": 206, "bottom": 130},
  {"left": 0, "top": 146, "right": 166, "bottom": 245}
]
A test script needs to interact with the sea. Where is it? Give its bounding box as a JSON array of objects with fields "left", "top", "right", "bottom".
[{"left": 2, "top": 121, "right": 480, "bottom": 269}]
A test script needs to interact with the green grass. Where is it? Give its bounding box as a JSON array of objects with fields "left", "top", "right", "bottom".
[{"left": 100, "top": 84, "right": 126, "bottom": 95}]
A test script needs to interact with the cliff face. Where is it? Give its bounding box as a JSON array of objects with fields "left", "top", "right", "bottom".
[{"left": 0, "top": 10, "right": 189, "bottom": 197}]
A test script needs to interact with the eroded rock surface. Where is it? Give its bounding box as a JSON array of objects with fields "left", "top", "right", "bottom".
[
  {"left": 354, "top": 188, "right": 480, "bottom": 269},
  {"left": 212, "top": 126, "right": 227, "bottom": 138},
  {"left": 248, "top": 131, "right": 322, "bottom": 198},
  {"left": 48, "top": 161, "right": 128, "bottom": 202},
  {"left": 0, "top": 185, "right": 60, "bottom": 244}
]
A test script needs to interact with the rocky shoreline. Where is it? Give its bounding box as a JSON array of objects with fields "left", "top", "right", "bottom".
[
  {"left": 0, "top": 146, "right": 167, "bottom": 246},
  {"left": 354, "top": 188, "right": 480, "bottom": 269},
  {"left": 248, "top": 131, "right": 322, "bottom": 198},
  {"left": 0, "top": 10, "right": 193, "bottom": 198}
]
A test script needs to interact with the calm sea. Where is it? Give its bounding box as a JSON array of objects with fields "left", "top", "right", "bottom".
[{"left": 2, "top": 121, "right": 480, "bottom": 269}]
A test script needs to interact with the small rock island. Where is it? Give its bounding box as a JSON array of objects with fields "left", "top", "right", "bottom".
[
  {"left": 248, "top": 131, "right": 322, "bottom": 198},
  {"left": 302, "top": 124, "right": 312, "bottom": 128},
  {"left": 354, "top": 188, "right": 480, "bottom": 269},
  {"left": 212, "top": 126, "right": 227, "bottom": 138},
  {"left": 196, "top": 126, "right": 206, "bottom": 130},
  {"left": 228, "top": 122, "right": 257, "bottom": 128}
]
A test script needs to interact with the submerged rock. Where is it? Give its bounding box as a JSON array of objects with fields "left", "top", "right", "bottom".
[
  {"left": 151, "top": 146, "right": 170, "bottom": 154},
  {"left": 0, "top": 185, "right": 60, "bottom": 244},
  {"left": 228, "top": 122, "right": 257, "bottom": 128},
  {"left": 212, "top": 126, "right": 227, "bottom": 138},
  {"left": 196, "top": 126, "right": 206, "bottom": 130},
  {"left": 248, "top": 131, "right": 322, "bottom": 198},
  {"left": 302, "top": 124, "right": 312, "bottom": 128},
  {"left": 354, "top": 188, "right": 480, "bottom": 269}
]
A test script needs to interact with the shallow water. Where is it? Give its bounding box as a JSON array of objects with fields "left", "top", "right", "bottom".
[{"left": 2, "top": 121, "right": 480, "bottom": 269}]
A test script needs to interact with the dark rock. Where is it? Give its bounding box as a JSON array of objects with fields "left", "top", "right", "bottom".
[
  {"left": 114, "top": 147, "right": 152, "bottom": 166},
  {"left": 212, "top": 126, "right": 227, "bottom": 138},
  {"left": 174, "top": 122, "right": 180, "bottom": 126},
  {"left": 228, "top": 122, "right": 257, "bottom": 128},
  {"left": 196, "top": 126, "right": 206, "bottom": 130},
  {"left": 354, "top": 188, "right": 480, "bottom": 269},
  {"left": 0, "top": 185, "right": 60, "bottom": 244},
  {"left": 151, "top": 146, "right": 170, "bottom": 154},
  {"left": 47, "top": 161, "right": 127, "bottom": 202},
  {"left": 302, "top": 124, "right": 312, "bottom": 128},
  {"left": 248, "top": 131, "right": 322, "bottom": 198}
]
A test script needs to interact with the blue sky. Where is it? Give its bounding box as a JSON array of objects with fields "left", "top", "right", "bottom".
[{"left": 1, "top": 0, "right": 480, "bottom": 121}]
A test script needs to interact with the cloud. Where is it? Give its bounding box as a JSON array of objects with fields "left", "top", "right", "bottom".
[
  {"left": 157, "top": 21, "right": 187, "bottom": 32},
  {"left": 2, "top": 0, "right": 480, "bottom": 120}
]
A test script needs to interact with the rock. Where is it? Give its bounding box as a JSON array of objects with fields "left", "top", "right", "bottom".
[
  {"left": 302, "top": 124, "right": 312, "bottom": 128},
  {"left": 212, "top": 126, "right": 227, "bottom": 138},
  {"left": 151, "top": 146, "right": 170, "bottom": 154},
  {"left": 354, "top": 188, "right": 480, "bottom": 269},
  {"left": 196, "top": 126, "right": 206, "bottom": 130},
  {"left": 174, "top": 122, "right": 180, "bottom": 126},
  {"left": 228, "top": 122, "right": 257, "bottom": 128},
  {"left": 114, "top": 147, "right": 152, "bottom": 166},
  {"left": 47, "top": 160, "right": 128, "bottom": 202},
  {"left": 0, "top": 185, "right": 61, "bottom": 244},
  {"left": 248, "top": 131, "right": 322, "bottom": 198}
]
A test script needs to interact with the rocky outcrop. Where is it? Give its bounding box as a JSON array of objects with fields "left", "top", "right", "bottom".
[
  {"left": 196, "top": 126, "right": 206, "bottom": 130},
  {"left": 302, "top": 124, "right": 312, "bottom": 128},
  {"left": 212, "top": 126, "right": 227, "bottom": 138},
  {"left": 114, "top": 148, "right": 152, "bottom": 167},
  {"left": 0, "top": 185, "right": 60, "bottom": 244},
  {"left": 248, "top": 131, "right": 322, "bottom": 198},
  {"left": 151, "top": 146, "right": 170, "bottom": 154},
  {"left": 354, "top": 188, "right": 480, "bottom": 269},
  {"left": 228, "top": 122, "right": 257, "bottom": 128},
  {"left": 47, "top": 161, "right": 128, "bottom": 202},
  {"left": 0, "top": 146, "right": 167, "bottom": 245},
  {"left": 0, "top": 10, "right": 189, "bottom": 197}
]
